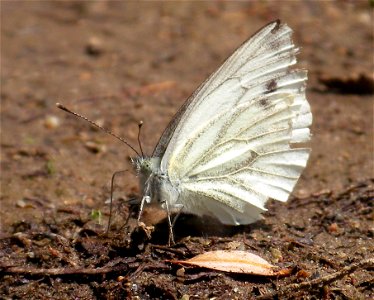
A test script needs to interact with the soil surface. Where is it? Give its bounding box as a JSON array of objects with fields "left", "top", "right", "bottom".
[{"left": 1, "top": 1, "right": 373, "bottom": 299}]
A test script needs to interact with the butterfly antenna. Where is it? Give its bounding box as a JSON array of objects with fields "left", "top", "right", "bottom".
[
  {"left": 56, "top": 103, "right": 140, "bottom": 156},
  {"left": 137, "top": 120, "right": 144, "bottom": 157},
  {"left": 107, "top": 169, "right": 128, "bottom": 233}
]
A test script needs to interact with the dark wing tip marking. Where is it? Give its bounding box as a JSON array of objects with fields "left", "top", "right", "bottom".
[{"left": 271, "top": 19, "right": 282, "bottom": 34}]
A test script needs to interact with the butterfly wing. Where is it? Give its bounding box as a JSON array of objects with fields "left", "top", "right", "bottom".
[
  {"left": 157, "top": 21, "right": 312, "bottom": 224},
  {"left": 152, "top": 20, "right": 288, "bottom": 157}
]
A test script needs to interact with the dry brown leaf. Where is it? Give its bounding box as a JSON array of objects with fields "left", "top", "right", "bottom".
[{"left": 168, "top": 250, "right": 291, "bottom": 276}]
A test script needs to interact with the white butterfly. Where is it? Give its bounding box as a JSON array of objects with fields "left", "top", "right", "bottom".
[
  {"left": 134, "top": 20, "right": 312, "bottom": 236},
  {"left": 57, "top": 20, "right": 312, "bottom": 241}
]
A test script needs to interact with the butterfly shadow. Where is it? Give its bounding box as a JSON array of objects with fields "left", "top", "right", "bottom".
[{"left": 150, "top": 213, "right": 273, "bottom": 245}]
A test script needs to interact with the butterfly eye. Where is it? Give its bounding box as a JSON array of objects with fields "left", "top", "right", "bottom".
[{"left": 139, "top": 160, "right": 152, "bottom": 173}]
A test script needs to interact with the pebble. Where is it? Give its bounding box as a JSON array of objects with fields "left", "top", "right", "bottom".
[
  {"left": 270, "top": 247, "right": 283, "bottom": 263},
  {"left": 85, "top": 36, "right": 104, "bottom": 56},
  {"left": 84, "top": 141, "right": 107, "bottom": 154},
  {"left": 226, "top": 241, "right": 245, "bottom": 251},
  {"left": 328, "top": 222, "right": 339, "bottom": 233},
  {"left": 176, "top": 267, "right": 185, "bottom": 278},
  {"left": 44, "top": 115, "right": 60, "bottom": 129}
]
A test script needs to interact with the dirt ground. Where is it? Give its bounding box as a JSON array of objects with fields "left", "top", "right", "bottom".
[{"left": 1, "top": 1, "right": 373, "bottom": 299}]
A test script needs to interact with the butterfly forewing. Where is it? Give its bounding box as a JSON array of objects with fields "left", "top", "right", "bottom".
[{"left": 152, "top": 20, "right": 312, "bottom": 225}]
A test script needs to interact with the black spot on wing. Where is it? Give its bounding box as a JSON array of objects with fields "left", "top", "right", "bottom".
[
  {"left": 259, "top": 98, "right": 269, "bottom": 107},
  {"left": 265, "top": 79, "right": 278, "bottom": 94}
]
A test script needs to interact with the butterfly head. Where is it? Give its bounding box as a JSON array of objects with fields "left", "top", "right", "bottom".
[
  {"left": 132, "top": 156, "right": 161, "bottom": 177},
  {"left": 132, "top": 156, "right": 166, "bottom": 202}
]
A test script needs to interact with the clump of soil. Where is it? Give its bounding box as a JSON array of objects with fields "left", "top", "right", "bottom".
[{"left": 0, "top": 180, "right": 373, "bottom": 299}]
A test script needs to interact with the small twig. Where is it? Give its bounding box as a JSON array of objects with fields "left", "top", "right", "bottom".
[
  {"left": 257, "top": 257, "right": 374, "bottom": 299},
  {"left": 339, "top": 181, "right": 370, "bottom": 197},
  {"left": 128, "top": 264, "right": 146, "bottom": 280},
  {"left": 150, "top": 244, "right": 187, "bottom": 256},
  {"left": 1, "top": 263, "right": 128, "bottom": 276}
]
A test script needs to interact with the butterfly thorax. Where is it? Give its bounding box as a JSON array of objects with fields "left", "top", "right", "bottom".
[{"left": 132, "top": 157, "right": 180, "bottom": 206}]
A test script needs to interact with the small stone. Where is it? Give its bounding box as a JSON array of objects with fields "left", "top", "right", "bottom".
[
  {"left": 84, "top": 141, "right": 107, "bottom": 154},
  {"left": 337, "top": 251, "right": 347, "bottom": 259},
  {"left": 16, "top": 199, "right": 27, "bottom": 208},
  {"left": 176, "top": 267, "right": 185, "bottom": 278},
  {"left": 44, "top": 115, "right": 60, "bottom": 129},
  {"left": 270, "top": 248, "right": 283, "bottom": 263},
  {"left": 16, "top": 199, "right": 35, "bottom": 209},
  {"left": 226, "top": 241, "right": 244, "bottom": 250},
  {"left": 328, "top": 223, "right": 339, "bottom": 233},
  {"left": 85, "top": 36, "right": 104, "bottom": 56}
]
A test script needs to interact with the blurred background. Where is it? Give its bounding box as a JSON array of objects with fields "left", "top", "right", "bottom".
[{"left": 1, "top": 1, "right": 373, "bottom": 228}]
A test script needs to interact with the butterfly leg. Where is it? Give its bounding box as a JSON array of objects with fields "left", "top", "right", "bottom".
[
  {"left": 137, "top": 195, "right": 151, "bottom": 224},
  {"left": 162, "top": 199, "right": 175, "bottom": 245}
]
